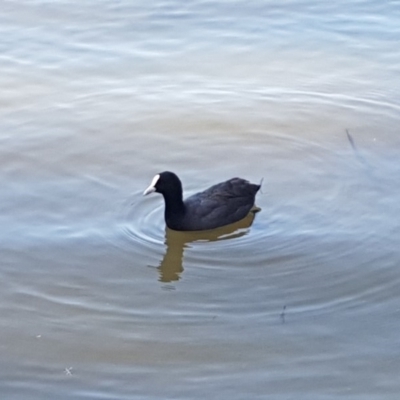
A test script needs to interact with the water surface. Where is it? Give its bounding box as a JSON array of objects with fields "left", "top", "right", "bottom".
[{"left": 1, "top": 1, "right": 400, "bottom": 399}]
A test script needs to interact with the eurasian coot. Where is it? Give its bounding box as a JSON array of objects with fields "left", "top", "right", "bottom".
[{"left": 143, "top": 171, "right": 261, "bottom": 231}]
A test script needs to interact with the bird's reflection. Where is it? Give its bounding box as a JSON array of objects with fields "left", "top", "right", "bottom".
[{"left": 157, "top": 211, "right": 258, "bottom": 282}]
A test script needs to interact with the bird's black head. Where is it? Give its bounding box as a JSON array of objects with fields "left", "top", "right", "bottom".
[{"left": 143, "top": 171, "right": 183, "bottom": 197}]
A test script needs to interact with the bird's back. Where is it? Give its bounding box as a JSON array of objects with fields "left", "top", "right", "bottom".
[{"left": 178, "top": 178, "right": 261, "bottom": 231}]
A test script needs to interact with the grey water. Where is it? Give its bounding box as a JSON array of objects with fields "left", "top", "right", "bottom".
[{"left": 1, "top": 1, "right": 400, "bottom": 399}]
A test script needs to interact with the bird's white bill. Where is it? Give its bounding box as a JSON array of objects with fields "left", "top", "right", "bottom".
[
  {"left": 143, "top": 174, "right": 160, "bottom": 195},
  {"left": 143, "top": 186, "right": 156, "bottom": 195}
]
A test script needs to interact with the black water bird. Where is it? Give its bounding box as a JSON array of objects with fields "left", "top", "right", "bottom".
[{"left": 143, "top": 171, "right": 261, "bottom": 231}]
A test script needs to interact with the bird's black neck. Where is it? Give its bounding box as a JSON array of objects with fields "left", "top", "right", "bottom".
[{"left": 162, "top": 191, "right": 185, "bottom": 219}]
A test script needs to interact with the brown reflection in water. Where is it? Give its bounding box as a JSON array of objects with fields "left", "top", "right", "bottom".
[{"left": 158, "top": 211, "right": 258, "bottom": 282}]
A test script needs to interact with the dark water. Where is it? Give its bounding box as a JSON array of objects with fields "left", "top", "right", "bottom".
[{"left": 1, "top": 1, "right": 400, "bottom": 399}]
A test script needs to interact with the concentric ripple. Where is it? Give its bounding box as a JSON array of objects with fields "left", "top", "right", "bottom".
[
  {"left": 115, "top": 122, "right": 400, "bottom": 318},
  {"left": 118, "top": 188, "right": 261, "bottom": 279}
]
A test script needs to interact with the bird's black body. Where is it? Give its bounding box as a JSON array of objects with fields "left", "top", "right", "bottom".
[{"left": 144, "top": 171, "right": 261, "bottom": 231}]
